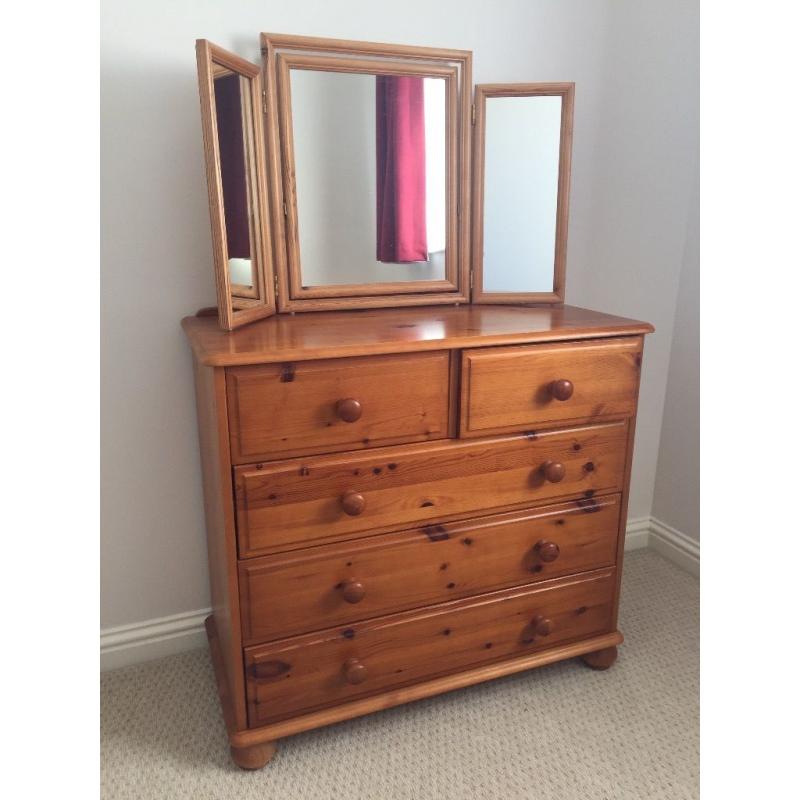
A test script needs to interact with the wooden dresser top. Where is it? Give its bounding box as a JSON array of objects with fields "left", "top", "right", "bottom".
[{"left": 182, "top": 304, "right": 654, "bottom": 366}]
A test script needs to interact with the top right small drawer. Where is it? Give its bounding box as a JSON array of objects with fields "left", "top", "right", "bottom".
[{"left": 459, "top": 337, "right": 643, "bottom": 437}]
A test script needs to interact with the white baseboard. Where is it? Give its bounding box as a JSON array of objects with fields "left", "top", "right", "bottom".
[
  {"left": 100, "top": 608, "right": 210, "bottom": 671},
  {"left": 101, "top": 516, "right": 699, "bottom": 671},
  {"left": 646, "top": 516, "right": 700, "bottom": 577},
  {"left": 623, "top": 516, "right": 651, "bottom": 551}
]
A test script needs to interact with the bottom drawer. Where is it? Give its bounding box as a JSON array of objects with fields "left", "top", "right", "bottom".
[{"left": 244, "top": 568, "right": 616, "bottom": 726}]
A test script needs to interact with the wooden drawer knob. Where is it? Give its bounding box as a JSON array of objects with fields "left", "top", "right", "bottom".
[
  {"left": 542, "top": 461, "right": 566, "bottom": 483},
  {"left": 535, "top": 539, "right": 560, "bottom": 562},
  {"left": 336, "top": 398, "right": 363, "bottom": 423},
  {"left": 549, "top": 379, "right": 574, "bottom": 401},
  {"left": 341, "top": 579, "right": 366, "bottom": 604},
  {"left": 532, "top": 615, "right": 553, "bottom": 637},
  {"left": 341, "top": 491, "right": 366, "bottom": 516},
  {"left": 343, "top": 658, "right": 368, "bottom": 685}
]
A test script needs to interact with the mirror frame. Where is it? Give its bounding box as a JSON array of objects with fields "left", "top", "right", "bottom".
[
  {"left": 195, "top": 39, "right": 276, "bottom": 330},
  {"left": 471, "top": 83, "right": 574, "bottom": 305},
  {"left": 261, "top": 33, "right": 472, "bottom": 313}
]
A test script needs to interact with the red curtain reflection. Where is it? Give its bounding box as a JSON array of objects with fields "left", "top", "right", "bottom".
[
  {"left": 376, "top": 76, "right": 428, "bottom": 263},
  {"left": 214, "top": 74, "right": 251, "bottom": 260}
]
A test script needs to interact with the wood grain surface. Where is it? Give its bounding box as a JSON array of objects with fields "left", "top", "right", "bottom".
[
  {"left": 239, "top": 495, "right": 622, "bottom": 643},
  {"left": 182, "top": 305, "right": 654, "bottom": 367},
  {"left": 234, "top": 421, "right": 628, "bottom": 557},
  {"left": 244, "top": 568, "right": 616, "bottom": 725},
  {"left": 460, "top": 336, "right": 643, "bottom": 436},
  {"left": 226, "top": 351, "right": 451, "bottom": 462}
]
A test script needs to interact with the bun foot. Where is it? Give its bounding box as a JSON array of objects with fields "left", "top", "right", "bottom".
[
  {"left": 230, "top": 740, "right": 277, "bottom": 770},
  {"left": 581, "top": 646, "right": 618, "bottom": 671}
]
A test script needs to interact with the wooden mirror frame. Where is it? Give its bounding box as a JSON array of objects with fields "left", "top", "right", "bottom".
[
  {"left": 471, "top": 83, "right": 575, "bottom": 305},
  {"left": 261, "top": 33, "right": 472, "bottom": 313},
  {"left": 195, "top": 40, "right": 277, "bottom": 330}
]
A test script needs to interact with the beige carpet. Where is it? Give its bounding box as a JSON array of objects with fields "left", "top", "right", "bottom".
[{"left": 101, "top": 550, "right": 699, "bottom": 799}]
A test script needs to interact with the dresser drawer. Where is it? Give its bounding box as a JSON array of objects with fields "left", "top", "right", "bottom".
[
  {"left": 235, "top": 420, "right": 628, "bottom": 557},
  {"left": 244, "top": 568, "right": 616, "bottom": 725},
  {"left": 239, "top": 495, "right": 621, "bottom": 643},
  {"left": 460, "top": 337, "right": 642, "bottom": 437},
  {"left": 226, "top": 351, "right": 451, "bottom": 463}
]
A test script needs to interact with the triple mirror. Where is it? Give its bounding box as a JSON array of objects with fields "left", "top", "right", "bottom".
[{"left": 195, "top": 36, "right": 573, "bottom": 328}]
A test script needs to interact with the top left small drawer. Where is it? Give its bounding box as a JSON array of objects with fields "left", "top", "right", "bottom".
[{"left": 225, "top": 351, "right": 451, "bottom": 463}]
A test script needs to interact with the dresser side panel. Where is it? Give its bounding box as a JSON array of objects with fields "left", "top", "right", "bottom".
[
  {"left": 192, "top": 358, "right": 247, "bottom": 730},
  {"left": 610, "top": 335, "right": 646, "bottom": 628}
]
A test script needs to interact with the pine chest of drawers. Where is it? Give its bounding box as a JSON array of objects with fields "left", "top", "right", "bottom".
[{"left": 183, "top": 304, "right": 653, "bottom": 768}]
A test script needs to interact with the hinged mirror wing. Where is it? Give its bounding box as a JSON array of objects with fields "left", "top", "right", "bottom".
[
  {"left": 261, "top": 34, "right": 472, "bottom": 312},
  {"left": 471, "top": 83, "right": 574, "bottom": 304},
  {"left": 195, "top": 40, "right": 276, "bottom": 330}
]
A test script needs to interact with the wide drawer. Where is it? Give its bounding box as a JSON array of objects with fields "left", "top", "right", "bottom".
[
  {"left": 235, "top": 420, "right": 628, "bottom": 557},
  {"left": 460, "top": 337, "right": 642, "bottom": 437},
  {"left": 239, "top": 495, "right": 622, "bottom": 643},
  {"left": 244, "top": 568, "right": 616, "bottom": 725},
  {"left": 226, "top": 351, "right": 451, "bottom": 463}
]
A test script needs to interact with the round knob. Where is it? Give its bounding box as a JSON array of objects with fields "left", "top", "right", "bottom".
[
  {"left": 336, "top": 398, "right": 363, "bottom": 423},
  {"left": 343, "top": 658, "right": 368, "bottom": 685},
  {"left": 341, "top": 491, "right": 366, "bottom": 516},
  {"left": 542, "top": 461, "right": 566, "bottom": 483},
  {"left": 532, "top": 615, "right": 553, "bottom": 637},
  {"left": 549, "top": 379, "right": 574, "bottom": 401},
  {"left": 535, "top": 540, "right": 560, "bottom": 563},
  {"left": 341, "top": 579, "right": 366, "bottom": 604}
]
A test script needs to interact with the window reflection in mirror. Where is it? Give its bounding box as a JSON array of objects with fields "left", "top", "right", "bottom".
[
  {"left": 289, "top": 69, "right": 447, "bottom": 288},
  {"left": 482, "top": 95, "right": 562, "bottom": 293},
  {"left": 212, "top": 67, "right": 258, "bottom": 296}
]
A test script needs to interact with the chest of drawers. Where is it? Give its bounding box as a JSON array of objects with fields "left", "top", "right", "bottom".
[{"left": 183, "top": 304, "right": 653, "bottom": 769}]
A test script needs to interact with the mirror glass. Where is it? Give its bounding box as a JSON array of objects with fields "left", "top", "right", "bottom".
[
  {"left": 482, "top": 95, "right": 562, "bottom": 293},
  {"left": 212, "top": 66, "right": 258, "bottom": 296},
  {"left": 289, "top": 69, "right": 447, "bottom": 288}
]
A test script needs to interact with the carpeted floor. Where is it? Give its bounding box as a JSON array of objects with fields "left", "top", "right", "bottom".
[{"left": 101, "top": 550, "right": 699, "bottom": 799}]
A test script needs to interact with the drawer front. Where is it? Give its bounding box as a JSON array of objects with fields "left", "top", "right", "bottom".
[
  {"left": 235, "top": 420, "right": 628, "bottom": 558},
  {"left": 226, "top": 351, "right": 451, "bottom": 463},
  {"left": 239, "top": 495, "right": 621, "bottom": 643},
  {"left": 245, "top": 568, "right": 616, "bottom": 725},
  {"left": 460, "top": 337, "right": 642, "bottom": 437}
]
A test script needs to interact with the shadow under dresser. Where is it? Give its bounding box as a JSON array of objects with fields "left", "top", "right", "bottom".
[{"left": 182, "top": 303, "right": 653, "bottom": 768}]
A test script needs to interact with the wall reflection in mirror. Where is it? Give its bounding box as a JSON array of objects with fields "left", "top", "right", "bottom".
[
  {"left": 290, "top": 69, "right": 447, "bottom": 288},
  {"left": 482, "top": 95, "right": 563, "bottom": 293},
  {"left": 213, "top": 66, "right": 258, "bottom": 296}
]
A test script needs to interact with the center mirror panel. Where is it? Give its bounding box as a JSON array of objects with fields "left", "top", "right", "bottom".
[
  {"left": 290, "top": 69, "right": 448, "bottom": 287},
  {"left": 276, "top": 55, "right": 460, "bottom": 302},
  {"left": 262, "top": 34, "right": 472, "bottom": 313}
]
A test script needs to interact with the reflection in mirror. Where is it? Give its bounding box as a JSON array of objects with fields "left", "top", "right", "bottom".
[
  {"left": 483, "top": 95, "right": 562, "bottom": 293},
  {"left": 289, "top": 69, "right": 447, "bottom": 288},
  {"left": 212, "top": 67, "right": 258, "bottom": 296}
]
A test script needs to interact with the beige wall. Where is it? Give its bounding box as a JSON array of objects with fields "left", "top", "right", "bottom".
[{"left": 101, "top": 0, "right": 698, "bottom": 632}]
